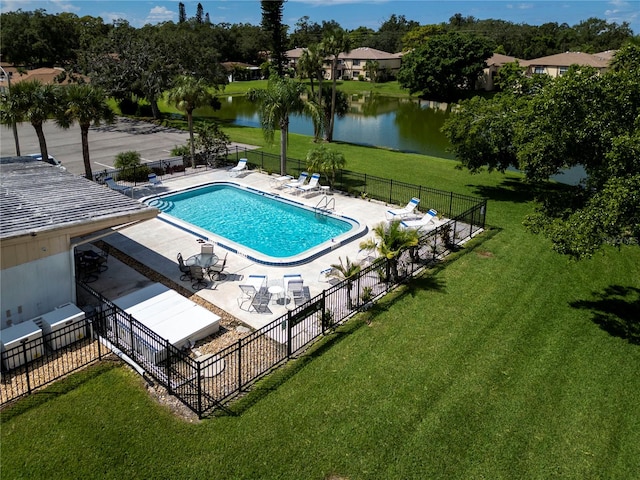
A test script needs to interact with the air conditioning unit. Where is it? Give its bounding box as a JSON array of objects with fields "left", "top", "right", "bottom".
[
  {"left": 35, "top": 303, "right": 86, "bottom": 351},
  {"left": 0, "top": 320, "right": 44, "bottom": 370}
]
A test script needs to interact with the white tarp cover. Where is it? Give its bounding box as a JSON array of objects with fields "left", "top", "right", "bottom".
[{"left": 113, "top": 283, "right": 220, "bottom": 349}]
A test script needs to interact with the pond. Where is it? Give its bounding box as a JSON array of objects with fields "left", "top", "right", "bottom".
[
  {"left": 196, "top": 93, "right": 455, "bottom": 159},
  {"left": 195, "top": 93, "right": 585, "bottom": 185}
]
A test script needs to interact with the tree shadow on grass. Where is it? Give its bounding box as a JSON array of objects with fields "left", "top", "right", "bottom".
[
  {"left": 469, "top": 177, "right": 572, "bottom": 204},
  {"left": 0, "top": 361, "right": 119, "bottom": 423},
  {"left": 570, "top": 285, "right": 640, "bottom": 344}
]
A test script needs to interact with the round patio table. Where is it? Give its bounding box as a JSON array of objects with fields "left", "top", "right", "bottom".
[{"left": 186, "top": 252, "right": 218, "bottom": 268}]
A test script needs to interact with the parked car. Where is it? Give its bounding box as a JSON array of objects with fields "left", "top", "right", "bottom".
[{"left": 27, "top": 153, "right": 66, "bottom": 170}]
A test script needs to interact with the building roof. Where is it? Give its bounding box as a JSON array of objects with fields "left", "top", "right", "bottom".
[
  {"left": 486, "top": 53, "right": 519, "bottom": 67},
  {"left": 286, "top": 48, "right": 307, "bottom": 60},
  {"left": 0, "top": 157, "right": 157, "bottom": 240},
  {"left": 339, "top": 47, "right": 400, "bottom": 60},
  {"left": 520, "top": 51, "right": 611, "bottom": 68}
]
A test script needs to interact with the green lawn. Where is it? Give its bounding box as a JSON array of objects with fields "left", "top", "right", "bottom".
[{"left": 2, "top": 125, "right": 639, "bottom": 479}]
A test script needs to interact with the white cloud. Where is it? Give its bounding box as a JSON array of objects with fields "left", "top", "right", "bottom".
[
  {"left": 51, "top": 0, "right": 80, "bottom": 13},
  {"left": 145, "top": 6, "right": 175, "bottom": 24}
]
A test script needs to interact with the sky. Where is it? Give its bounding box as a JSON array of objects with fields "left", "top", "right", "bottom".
[{"left": 1, "top": 0, "right": 638, "bottom": 34}]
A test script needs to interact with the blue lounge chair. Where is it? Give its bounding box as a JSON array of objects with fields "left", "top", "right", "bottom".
[
  {"left": 297, "top": 173, "right": 321, "bottom": 196},
  {"left": 386, "top": 197, "right": 420, "bottom": 220},
  {"left": 401, "top": 209, "right": 439, "bottom": 231},
  {"left": 105, "top": 176, "right": 131, "bottom": 194},
  {"left": 284, "top": 172, "right": 309, "bottom": 191},
  {"left": 229, "top": 158, "right": 248, "bottom": 177}
]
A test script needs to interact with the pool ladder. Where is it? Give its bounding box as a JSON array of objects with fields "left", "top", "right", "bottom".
[{"left": 314, "top": 195, "right": 335, "bottom": 216}]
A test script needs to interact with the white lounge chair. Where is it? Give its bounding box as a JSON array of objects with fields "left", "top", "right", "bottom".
[
  {"left": 269, "top": 174, "right": 293, "bottom": 189},
  {"left": 148, "top": 173, "right": 162, "bottom": 189},
  {"left": 297, "top": 173, "right": 321, "bottom": 196},
  {"left": 386, "top": 197, "right": 420, "bottom": 220},
  {"left": 104, "top": 176, "right": 131, "bottom": 194},
  {"left": 284, "top": 172, "right": 309, "bottom": 191},
  {"left": 229, "top": 158, "right": 248, "bottom": 177},
  {"left": 401, "top": 209, "right": 439, "bottom": 231}
]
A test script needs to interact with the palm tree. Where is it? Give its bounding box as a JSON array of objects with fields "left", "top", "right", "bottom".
[
  {"left": 57, "top": 84, "right": 114, "bottom": 180},
  {"left": 305, "top": 144, "right": 346, "bottom": 188},
  {"left": 359, "top": 220, "right": 419, "bottom": 283},
  {"left": 167, "top": 75, "right": 217, "bottom": 168},
  {"left": 8, "top": 80, "right": 59, "bottom": 163},
  {"left": 248, "top": 76, "right": 320, "bottom": 175},
  {"left": 329, "top": 256, "right": 361, "bottom": 309},
  {"left": 321, "top": 27, "right": 351, "bottom": 142},
  {"left": 297, "top": 45, "right": 327, "bottom": 141}
]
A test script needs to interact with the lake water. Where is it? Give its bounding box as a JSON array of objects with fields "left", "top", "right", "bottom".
[
  {"left": 197, "top": 94, "right": 585, "bottom": 185},
  {"left": 201, "top": 94, "right": 454, "bottom": 159}
]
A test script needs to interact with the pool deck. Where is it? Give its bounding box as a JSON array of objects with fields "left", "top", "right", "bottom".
[{"left": 87, "top": 167, "right": 417, "bottom": 331}]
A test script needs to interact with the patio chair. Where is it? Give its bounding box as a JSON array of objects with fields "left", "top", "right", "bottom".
[
  {"left": 318, "top": 267, "right": 340, "bottom": 285},
  {"left": 190, "top": 265, "right": 208, "bottom": 290},
  {"left": 237, "top": 284, "right": 257, "bottom": 310},
  {"left": 228, "top": 158, "right": 248, "bottom": 177},
  {"left": 207, "top": 252, "right": 228, "bottom": 281},
  {"left": 285, "top": 275, "right": 310, "bottom": 306},
  {"left": 201, "top": 243, "right": 214, "bottom": 255},
  {"left": 249, "top": 288, "right": 272, "bottom": 314},
  {"left": 148, "top": 173, "right": 162, "bottom": 189},
  {"left": 269, "top": 174, "right": 293, "bottom": 189},
  {"left": 104, "top": 176, "right": 131, "bottom": 194},
  {"left": 400, "top": 209, "right": 439, "bottom": 231},
  {"left": 177, "top": 253, "right": 192, "bottom": 281},
  {"left": 96, "top": 244, "right": 109, "bottom": 272},
  {"left": 284, "top": 172, "right": 309, "bottom": 191},
  {"left": 386, "top": 197, "right": 420, "bottom": 220},
  {"left": 297, "top": 173, "right": 321, "bottom": 196}
]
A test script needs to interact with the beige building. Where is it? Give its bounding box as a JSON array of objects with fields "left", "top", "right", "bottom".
[
  {"left": 0, "top": 157, "right": 157, "bottom": 330},
  {"left": 479, "top": 53, "right": 520, "bottom": 91},
  {"left": 520, "top": 51, "right": 614, "bottom": 78},
  {"left": 286, "top": 47, "right": 402, "bottom": 81}
]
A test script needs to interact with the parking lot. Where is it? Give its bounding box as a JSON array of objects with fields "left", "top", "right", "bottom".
[{"left": 1, "top": 117, "right": 255, "bottom": 176}]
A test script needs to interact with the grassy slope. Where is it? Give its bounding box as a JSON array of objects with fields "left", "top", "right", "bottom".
[{"left": 2, "top": 112, "right": 639, "bottom": 479}]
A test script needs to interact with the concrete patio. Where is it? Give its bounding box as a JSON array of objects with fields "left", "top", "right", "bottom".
[{"left": 82, "top": 166, "right": 409, "bottom": 331}]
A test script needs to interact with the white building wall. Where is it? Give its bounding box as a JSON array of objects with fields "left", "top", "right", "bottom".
[{"left": 1, "top": 251, "right": 73, "bottom": 329}]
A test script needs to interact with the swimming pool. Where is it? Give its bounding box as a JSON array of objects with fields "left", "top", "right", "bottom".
[{"left": 146, "top": 182, "right": 366, "bottom": 266}]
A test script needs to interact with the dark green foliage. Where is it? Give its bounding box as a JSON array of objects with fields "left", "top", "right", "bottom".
[
  {"left": 260, "top": 0, "right": 288, "bottom": 77},
  {"left": 397, "top": 32, "right": 495, "bottom": 101},
  {"left": 444, "top": 42, "right": 640, "bottom": 258}
]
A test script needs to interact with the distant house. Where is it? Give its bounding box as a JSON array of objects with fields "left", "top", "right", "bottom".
[
  {"left": 221, "top": 62, "right": 262, "bottom": 82},
  {"left": 0, "top": 63, "right": 87, "bottom": 92},
  {"left": 337, "top": 47, "right": 402, "bottom": 81},
  {"left": 520, "top": 51, "right": 614, "bottom": 78},
  {"left": 479, "top": 53, "right": 520, "bottom": 91},
  {"left": 286, "top": 46, "right": 402, "bottom": 81}
]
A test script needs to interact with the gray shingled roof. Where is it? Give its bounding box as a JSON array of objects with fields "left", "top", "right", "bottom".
[{"left": 0, "top": 157, "right": 157, "bottom": 239}]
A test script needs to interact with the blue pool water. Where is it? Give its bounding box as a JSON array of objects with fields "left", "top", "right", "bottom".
[{"left": 148, "top": 183, "right": 355, "bottom": 259}]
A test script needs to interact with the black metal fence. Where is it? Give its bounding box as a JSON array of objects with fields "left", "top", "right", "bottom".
[
  {"left": 2, "top": 151, "right": 486, "bottom": 414},
  {"left": 0, "top": 320, "right": 104, "bottom": 405}
]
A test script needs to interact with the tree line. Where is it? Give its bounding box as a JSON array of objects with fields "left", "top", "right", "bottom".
[{"left": 1, "top": 8, "right": 634, "bottom": 70}]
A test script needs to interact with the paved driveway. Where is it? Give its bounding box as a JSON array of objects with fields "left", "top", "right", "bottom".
[{"left": 1, "top": 117, "right": 255, "bottom": 176}]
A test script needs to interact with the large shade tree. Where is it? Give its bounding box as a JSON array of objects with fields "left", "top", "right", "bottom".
[
  {"left": 247, "top": 76, "right": 319, "bottom": 175},
  {"left": 397, "top": 32, "right": 495, "bottom": 102},
  {"left": 443, "top": 41, "right": 640, "bottom": 258},
  {"left": 166, "top": 75, "right": 219, "bottom": 168},
  {"left": 57, "top": 84, "right": 114, "bottom": 180}
]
